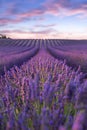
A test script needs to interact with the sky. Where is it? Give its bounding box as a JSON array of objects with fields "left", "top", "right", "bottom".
[{"left": 0, "top": 0, "right": 87, "bottom": 39}]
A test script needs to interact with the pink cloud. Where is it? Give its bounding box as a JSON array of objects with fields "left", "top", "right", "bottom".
[
  {"left": 42, "top": 0, "right": 87, "bottom": 17},
  {"left": 0, "top": 18, "right": 22, "bottom": 25},
  {"left": 17, "top": 9, "right": 44, "bottom": 19}
]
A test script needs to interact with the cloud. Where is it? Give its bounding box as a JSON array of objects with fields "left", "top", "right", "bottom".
[
  {"left": 31, "top": 28, "right": 56, "bottom": 34},
  {"left": 42, "top": 0, "right": 87, "bottom": 17},
  {"left": 35, "top": 24, "right": 56, "bottom": 28},
  {"left": 0, "top": 18, "right": 23, "bottom": 26},
  {"left": 17, "top": 9, "right": 44, "bottom": 19}
]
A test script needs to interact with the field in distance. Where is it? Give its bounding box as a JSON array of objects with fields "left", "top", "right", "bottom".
[{"left": 0, "top": 39, "right": 87, "bottom": 74}]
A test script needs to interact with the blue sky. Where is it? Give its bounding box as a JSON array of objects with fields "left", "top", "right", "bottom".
[{"left": 0, "top": 0, "right": 87, "bottom": 39}]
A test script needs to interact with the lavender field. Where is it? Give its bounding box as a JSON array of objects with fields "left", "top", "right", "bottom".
[{"left": 0, "top": 39, "right": 87, "bottom": 130}]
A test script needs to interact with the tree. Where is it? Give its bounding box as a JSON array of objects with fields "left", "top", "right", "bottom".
[{"left": 0, "top": 34, "right": 7, "bottom": 39}]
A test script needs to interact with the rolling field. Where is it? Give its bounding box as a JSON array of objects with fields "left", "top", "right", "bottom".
[{"left": 0, "top": 39, "right": 87, "bottom": 130}]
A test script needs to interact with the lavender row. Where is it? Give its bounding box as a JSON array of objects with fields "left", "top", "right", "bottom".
[
  {"left": 0, "top": 39, "right": 39, "bottom": 75},
  {"left": 47, "top": 39, "right": 87, "bottom": 72}
]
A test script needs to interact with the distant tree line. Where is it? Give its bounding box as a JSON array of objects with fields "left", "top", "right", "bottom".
[{"left": 0, "top": 34, "right": 11, "bottom": 39}]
